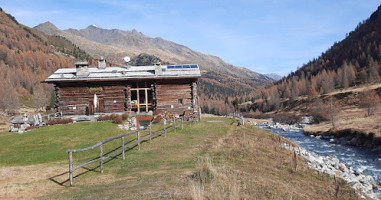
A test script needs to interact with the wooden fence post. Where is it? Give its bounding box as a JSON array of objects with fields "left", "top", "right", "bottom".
[
  {"left": 137, "top": 130, "right": 141, "bottom": 151},
  {"left": 189, "top": 116, "right": 192, "bottom": 127},
  {"left": 122, "top": 136, "right": 125, "bottom": 160},
  {"left": 181, "top": 116, "right": 183, "bottom": 130},
  {"left": 100, "top": 144, "right": 103, "bottom": 173},
  {"left": 164, "top": 119, "right": 166, "bottom": 137},
  {"left": 149, "top": 122, "right": 152, "bottom": 143},
  {"left": 68, "top": 151, "right": 73, "bottom": 185},
  {"left": 173, "top": 117, "right": 176, "bottom": 133}
]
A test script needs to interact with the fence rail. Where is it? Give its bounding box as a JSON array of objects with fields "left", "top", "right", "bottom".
[
  {"left": 66, "top": 113, "right": 198, "bottom": 185},
  {"left": 228, "top": 112, "right": 244, "bottom": 125}
]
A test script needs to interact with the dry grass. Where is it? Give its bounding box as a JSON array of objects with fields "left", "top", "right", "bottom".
[
  {"left": 305, "top": 106, "right": 381, "bottom": 137},
  {"left": 0, "top": 163, "right": 66, "bottom": 200},
  {"left": 0, "top": 116, "right": 10, "bottom": 132},
  {"left": 188, "top": 124, "right": 358, "bottom": 200},
  {"left": 326, "top": 83, "right": 381, "bottom": 96}
]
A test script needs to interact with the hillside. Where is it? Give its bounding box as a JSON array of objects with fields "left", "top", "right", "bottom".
[
  {"left": 251, "top": 4, "right": 381, "bottom": 113},
  {"left": 34, "top": 22, "right": 273, "bottom": 114},
  {"left": 0, "top": 117, "right": 357, "bottom": 199},
  {"left": 0, "top": 8, "right": 92, "bottom": 113}
]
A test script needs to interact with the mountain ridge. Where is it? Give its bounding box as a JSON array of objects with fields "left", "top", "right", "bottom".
[
  {"left": 35, "top": 21, "right": 272, "bottom": 114},
  {"left": 34, "top": 22, "right": 270, "bottom": 81}
]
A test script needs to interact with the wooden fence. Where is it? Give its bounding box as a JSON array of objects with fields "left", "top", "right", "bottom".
[
  {"left": 228, "top": 112, "right": 244, "bottom": 125},
  {"left": 66, "top": 114, "right": 198, "bottom": 185}
]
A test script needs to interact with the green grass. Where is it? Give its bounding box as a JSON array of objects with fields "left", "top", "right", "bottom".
[
  {"left": 39, "top": 117, "right": 234, "bottom": 199},
  {"left": 0, "top": 121, "right": 126, "bottom": 166}
]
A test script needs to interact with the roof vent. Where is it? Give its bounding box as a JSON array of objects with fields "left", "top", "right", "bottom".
[
  {"left": 75, "top": 61, "right": 89, "bottom": 77},
  {"left": 98, "top": 57, "right": 106, "bottom": 69}
]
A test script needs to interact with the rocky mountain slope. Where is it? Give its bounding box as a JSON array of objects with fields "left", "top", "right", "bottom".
[
  {"left": 35, "top": 22, "right": 269, "bottom": 82},
  {"left": 35, "top": 22, "right": 273, "bottom": 114},
  {"left": 264, "top": 73, "right": 282, "bottom": 81}
]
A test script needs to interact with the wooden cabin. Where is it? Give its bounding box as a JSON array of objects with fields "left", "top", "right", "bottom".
[{"left": 44, "top": 58, "right": 201, "bottom": 116}]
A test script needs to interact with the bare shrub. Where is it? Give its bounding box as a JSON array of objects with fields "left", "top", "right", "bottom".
[
  {"left": 112, "top": 114, "right": 123, "bottom": 124},
  {"left": 359, "top": 88, "right": 380, "bottom": 116},
  {"left": 121, "top": 113, "right": 129, "bottom": 121},
  {"left": 46, "top": 118, "right": 73, "bottom": 125},
  {"left": 97, "top": 115, "right": 112, "bottom": 121},
  {"left": 327, "top": 96, "right": 339, "bottom": 128},
  {"left": 309, "top": 98, "right": 329, "bottom": 123}
]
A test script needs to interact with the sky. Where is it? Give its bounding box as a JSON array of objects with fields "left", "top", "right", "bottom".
[{"left": 1, "top": 0, "right": 380, "bottom": 75}]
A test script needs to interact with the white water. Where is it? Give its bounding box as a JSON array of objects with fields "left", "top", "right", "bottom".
[{"left": 260, "top": 126, "right": 381, "bottom": 183}]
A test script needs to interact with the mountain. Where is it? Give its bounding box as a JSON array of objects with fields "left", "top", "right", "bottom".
[
  {"left": 34, "top": 22, "right": 272, "bottom": 114},
  {"left": 264, "top": 73, "right": 282, "bottom": 81},
  {"left": 0, "top": 8, "right": 92, "bottom": 112},
  {"left": 251, "top": 4, "right": 381, "bottom": 113}
]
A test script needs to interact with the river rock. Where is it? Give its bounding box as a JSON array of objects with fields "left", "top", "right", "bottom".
[
  {"left": 280, "top": 143, "right": 380, "bottom": 200},
  {"left": 339, "top": 163, "right": 348, "bottom": 172}
]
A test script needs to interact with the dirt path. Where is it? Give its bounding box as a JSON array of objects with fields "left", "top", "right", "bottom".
[{"left": 0, "top": 163, "right": 68, "bottom": 200}]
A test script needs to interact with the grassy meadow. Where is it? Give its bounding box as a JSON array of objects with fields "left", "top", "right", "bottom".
[{"left": 0, "top": 117, "right": 358, "bottom": 199}]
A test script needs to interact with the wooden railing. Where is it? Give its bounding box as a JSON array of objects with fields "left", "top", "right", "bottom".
[
  {"left": 66, "top": 114, "right": 198, "bottom": 185},
  {"left": 228, "top": 112, "right": 244, "bottom": 125},
  {"left": 42, "top": 112, "right": 62, "bottom": 121}
]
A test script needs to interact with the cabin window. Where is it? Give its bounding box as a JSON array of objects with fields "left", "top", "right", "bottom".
[{"left": 130, "top": 82, "right": 153, "bottom": 112}]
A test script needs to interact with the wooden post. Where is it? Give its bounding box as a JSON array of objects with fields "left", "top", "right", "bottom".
[
  {"left": 181, "top": 116, "right": 183, "bottom": 130},
  {"left": 68, "top": 151, "right": 73, "bottom": 185},
  {"left": 100, "top": 144, "right": 103, "bottom": 173},
  {"left": 122, "top": 136, "right": 125, "bottom": 160},
  {"left": 137, "top": 130, "right": 141, "bottom": 151},
  {"left": 149, "top": 122, "right": 152, "bottom": 143},
  {"left": 189, "top": 116, "right": 192, "bottom": 127},
  {"left": 173, "top": 117, "right": 176, "bottom": 133},
  {"left": 164, "top": 119, "right": 166, "bottom": 137}
]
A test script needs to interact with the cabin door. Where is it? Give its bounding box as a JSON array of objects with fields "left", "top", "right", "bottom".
[{"left": 89, "top": 95, "right": 104, "bottom": 115}]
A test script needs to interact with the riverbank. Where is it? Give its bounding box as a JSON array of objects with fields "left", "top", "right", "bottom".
[
  {"left": 282, "top": 143, "right": 381, "bottom": 199},
  {"left": 303, "top": 109, "right": 381, "bottom": 155},
  {"left": 304, "top": 128, "right": 381, "bottom": 155},
  {"left": 249, "top": 118, "right": 381, "bottom": 199}
]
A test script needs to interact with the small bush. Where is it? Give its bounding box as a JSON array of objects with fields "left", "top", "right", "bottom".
[
  {"left": 97, "top": 115, "right": 113, "bottom": 121},
  {"left": 121, "top": 113, "right": 129, "bottom": 121},
  {"left": 110, "top": 114, "right": 117, "bottom": 121},
  {"left": 46, "top": 118, "right": 73, "bottom": 125},
  {"left": 113, "top": 115, "right": 123, "bottom": 124}
]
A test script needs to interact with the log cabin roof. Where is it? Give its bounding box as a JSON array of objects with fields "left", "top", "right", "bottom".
[{"left": 44, "top": 64, "right": 201, "bottom": 83}]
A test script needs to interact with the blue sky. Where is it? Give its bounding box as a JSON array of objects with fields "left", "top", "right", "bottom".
[{"left": 1, "top": 0, "right": 380, "bottom": 75}]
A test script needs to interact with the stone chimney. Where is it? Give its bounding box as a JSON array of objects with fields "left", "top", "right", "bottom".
[
  {"left": 75, "top": 61, "right": 89, "bottom": 77},
  {"left": 98, "top": 57, "right": 106, "bottom": 69}
]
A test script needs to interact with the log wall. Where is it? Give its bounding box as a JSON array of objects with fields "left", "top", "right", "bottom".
[
  {"left": 156, "top": 82, "right": 194, "bottom": 114},
  {"left": 55, "top": 78, "right": 198, "bottom": 115}
]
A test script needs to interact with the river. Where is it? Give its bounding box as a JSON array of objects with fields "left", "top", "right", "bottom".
[{"left": 260, "top": 126, "right": 381, "bottom": 183}]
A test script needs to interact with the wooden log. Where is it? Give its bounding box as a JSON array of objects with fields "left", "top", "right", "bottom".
[
  {"left": 173, "top": 117, "right": 176, "bottom": 133},
  {"left": 122, "top": 136, "right": 125, "bottom": 160},
  {"left": 164, "top": 119, "right": 166, "bottom": 137},
  {"left": 100, "top": 145, "right": 104, "bottom": 173},
  {"left": 137, "top": 130, "right": 141, "bottom": 151},
  {"left": 68, "top": 151, "right": 73, "bottom": 185},
  {"left": 149, "top": 122, "right": 152, "bottom": 143}
]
